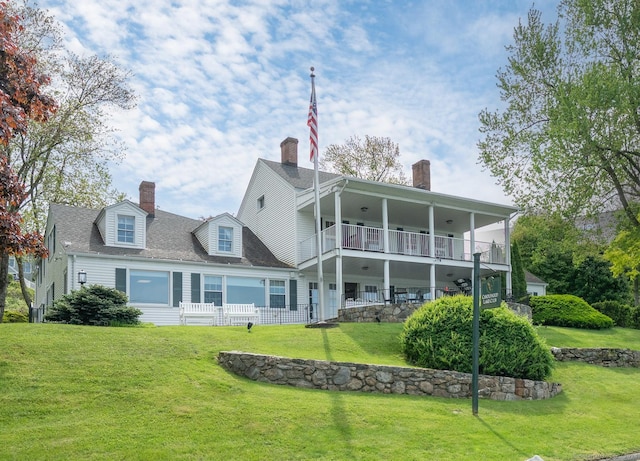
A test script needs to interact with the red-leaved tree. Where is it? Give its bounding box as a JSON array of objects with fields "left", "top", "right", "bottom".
[{"left": 0, "top": 1, "right": 57, "bottom": 321}]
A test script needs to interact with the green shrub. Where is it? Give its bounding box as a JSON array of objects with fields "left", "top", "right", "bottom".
[
  {"left": 400, "top": 295, "right": 554, "bottom": 381},
  {"left": 45, "top": 285, "right": 142, "bottom": 326},
  {"left": 2, "top": 310, "right": 28, "bottom": 323},
  {"left": 591, "top": 301, "right": 634, "bottom": 328},
  {"left": 531, "top": 294, "right": 614, "bottom": 329}
]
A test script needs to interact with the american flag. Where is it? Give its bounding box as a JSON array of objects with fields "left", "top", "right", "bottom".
[{"left": 308, "top": 72, "right": 318, "bottom": 162}]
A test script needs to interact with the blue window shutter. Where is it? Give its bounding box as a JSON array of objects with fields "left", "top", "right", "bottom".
[
  {"left": 289, "top": 279, "right": 297, "bottom": 311},
  {"left": 191, "top": 273, "right": 201, "bottom": 303},
  {"left": 173, "top": 272, "right": 182, "bottom": 307},
  {"left": 115, "top": 268, "right": 126, "bottom": 293}
]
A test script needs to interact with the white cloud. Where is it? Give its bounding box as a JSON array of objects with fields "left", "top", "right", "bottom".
[{"left": 35, "top": 0, "right": 550, "bottom": 218}]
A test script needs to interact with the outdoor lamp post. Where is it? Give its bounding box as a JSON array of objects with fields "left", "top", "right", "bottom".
[{"left": 78, "top": 270, "right": 87, "bottom": 287}]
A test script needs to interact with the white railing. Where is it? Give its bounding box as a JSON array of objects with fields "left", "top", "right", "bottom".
[{"left": 298, "top": 223, "right": 507, "bottom": 265}]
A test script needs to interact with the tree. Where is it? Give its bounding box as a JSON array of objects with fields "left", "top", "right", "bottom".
[
  {"left": 320, "top": 135, "right": 409, "bottom": 185},
  {"left": 510, "top": 241, "right": 527, "bottom": 300},
  {"left": 512, "top": 213, "right": 581, "bottom": 294},
  {"left": 478, "top": 0, "right": 640, "bottom": 229},
  {"left": 605, "top": 226, "right": 640, "bottom": 305},
  {"left": 0, "top": 1, "right": 56, "bottom": 322},
  {"left": 2, "top": 2, "right": 134, "bottom": 309},
  {"left": 572, "top": 256, "right": 631, "bottom": 305}
]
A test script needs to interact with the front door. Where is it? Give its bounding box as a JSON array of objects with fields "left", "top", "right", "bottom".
[{"left": 345, "top": 282, "right": 358, "bottom": 301}]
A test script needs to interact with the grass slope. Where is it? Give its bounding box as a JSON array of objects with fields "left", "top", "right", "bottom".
[{"left": 0, "top": 323, "right": 639, "bottom": 461}]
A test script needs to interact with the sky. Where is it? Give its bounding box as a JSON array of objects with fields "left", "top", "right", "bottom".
[{"left": 36, "top": 0, "right": 560, "bottom": 219}]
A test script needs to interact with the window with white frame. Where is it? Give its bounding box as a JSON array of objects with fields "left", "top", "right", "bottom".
[
  {"left": 218, "top": 226, "right": 233, "bottom": 252},
  {"left": 204, "top": 275, "right": 223, "bottom": 305},
  {"left": 130, "top": 270, "right": 169, "bottom": 304},
  {"left": 257, "top": 195, "right": 265, "bottom": 210},
  {"left": 117, "top": 215, "right": 135, "bottom": 244},
  {"left": 269, "top": 280, "right": 286, "bottom": 308}
]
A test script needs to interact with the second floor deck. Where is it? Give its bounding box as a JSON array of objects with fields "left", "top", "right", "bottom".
[{"left": 299, "top": 223, "right": 507, "bottom": 265}]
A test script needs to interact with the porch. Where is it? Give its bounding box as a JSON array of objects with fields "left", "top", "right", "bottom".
[{"left": 299, "top": 223, "right": 507, "bottom": 264}]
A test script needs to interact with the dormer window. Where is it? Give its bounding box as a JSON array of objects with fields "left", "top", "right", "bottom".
[
  {"left": 118, "top": 215, "right": 135, "bottom": 244},
  {"left": 218, "top": 226, "right": 233, "bottom": 252}
]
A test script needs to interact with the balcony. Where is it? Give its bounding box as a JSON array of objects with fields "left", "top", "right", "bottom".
[{"left": 299, "top": 223, "right": 506, "bottom": 265}]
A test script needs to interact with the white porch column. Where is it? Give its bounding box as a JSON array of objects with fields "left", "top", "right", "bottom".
[
  {"left": 384, "top": 259, "right": 390, "bottom": 303},
  {"left": 335, "top": 191, "right": 344, "bottom": 308},
  {"left": 469, "top": 212, "right": 476, "bottom": 260},
  {"left": 505, "top": 216, "right": 512, "bottom": 296},
  {"left": 428, "top": 205, "right": 435, "bottom": 257},
  {"left": 382, "top": 198, "right": 389, "bottom": 253},
  {"left": 430, "top": 263, "right": 436, "bottom": 300}
]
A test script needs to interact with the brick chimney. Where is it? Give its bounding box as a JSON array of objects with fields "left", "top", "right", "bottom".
[
  {"left": 139, "top": 181, "right": 155, "bottom": 216},
  {"left": 412, "top": 160, "right": 431, "bottom": 190},
  {"left": 280, "top": 137, "right": 299, "bottom": 166}
]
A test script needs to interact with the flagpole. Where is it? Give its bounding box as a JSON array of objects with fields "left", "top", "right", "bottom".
[{"left": 309, "top": 66, "right": 325, "bottom": 322}]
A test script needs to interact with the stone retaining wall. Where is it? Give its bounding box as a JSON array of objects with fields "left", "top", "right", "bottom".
[
  {"left": 336, "top": 302, "right": 418, "bottom": 323},
  {"left": 338, "top": 301, "right": 532, "bottom": 323},
  {"left": 218, "top": 351, "right": 562, "bottom": 401},
  {"left": 551, "top": 347, "right": 640, "bottom": 367}
]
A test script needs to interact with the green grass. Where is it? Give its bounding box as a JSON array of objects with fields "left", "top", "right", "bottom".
[{"left": 1, "top": 323, "right": 639, "bottom": 460}]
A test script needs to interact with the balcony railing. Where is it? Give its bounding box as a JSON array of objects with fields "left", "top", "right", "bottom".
[{"left": 299, "top": 224, "right": 507, "bottom": 265}]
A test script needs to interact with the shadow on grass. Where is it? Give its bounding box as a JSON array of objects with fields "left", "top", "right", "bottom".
[
  {"left": 476, "top": 416, "right": 531, "bottom": 459},
  {"left": 322, "top": 329, "right": 355, "bottom": 457}
]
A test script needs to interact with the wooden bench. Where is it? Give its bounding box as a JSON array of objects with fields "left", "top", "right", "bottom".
[
  {"left": 223, "top": 303, "right": 260, "bottom": 326},
  {"left": 179, "top": 302, "right": 218, "bottom": 325}
]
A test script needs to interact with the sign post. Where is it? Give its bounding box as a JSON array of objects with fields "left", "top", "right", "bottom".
[
  {"left": 472, "top": 257, "right": 502, "bottom": 416},
  {"left": 472, "top": 253, "right": 480, "bottom": 415}
]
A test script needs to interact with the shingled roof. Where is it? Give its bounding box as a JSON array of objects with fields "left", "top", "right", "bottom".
[
  {"left": 260, "top": 158, "right": 340, "bottom": 190},
  {"left": 49, "top": 203, "right": 292, "bottom": 268}
]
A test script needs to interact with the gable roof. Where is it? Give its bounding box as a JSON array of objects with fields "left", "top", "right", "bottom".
[
  {"left": 525, "top": 270, "right": 547, "bottom": 285},
  {"left": 260, "top": 158, "right": 340, "bottom": 190},
  {"left": 48, "top": 203, "right": 292, "bottom": 269}
]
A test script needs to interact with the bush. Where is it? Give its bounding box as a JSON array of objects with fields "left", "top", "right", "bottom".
[
  {"left": 400, "top": 295, "right": 554, "bottom": 381},
  {"left": 530, "top": 294, "right": 614, "bottom": 329},
  {"left": 45, "top": 285, "right": 142, "bottom": 326},
  {"left": 591, "top": 301, "right": 634, "bottom": 328},
  {"left": 3, "top": 310, "right": 28, "bottom": 323}
]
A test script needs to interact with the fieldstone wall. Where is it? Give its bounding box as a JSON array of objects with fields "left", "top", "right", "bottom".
[
  {"left": 337, "top": 301, "right": 532, "bottom": 323},
  {"left": 218, "top": 351, "right": 562, "bottom": 401},
  {"left": 337, "top": 302, "right": 418, "bottom": 323},
  {"left": 551, "top": 347, "right": 640, "bottom": 367}
]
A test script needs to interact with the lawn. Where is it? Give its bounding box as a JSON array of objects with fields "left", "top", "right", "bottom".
[{"left": 1, "top": 323, "right": 639, "bottom": 461}]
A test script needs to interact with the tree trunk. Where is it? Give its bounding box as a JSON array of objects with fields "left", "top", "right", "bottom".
[
  {"left": 17, "top": 256, "right": 33, "bottom": 308},
  {"left": 0, "top": 252, "right": 9, "bottom": 323}
]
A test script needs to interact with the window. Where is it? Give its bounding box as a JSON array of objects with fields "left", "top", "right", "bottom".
[
  {"left": 257, "top": 195, "right": 265, "bottom": 210},
  {"left": 364, "top": 285, "right": 378, "bottom": 302},
  {"left": 227, "top": 277, "right": 265, "bottom": 306},
  {"left": 130, "top": 270, "right": 169, "bottom": 304},
  {"left": 204, "top": 275, "right": 223, "bottom": 305},
  {"left": 218, "top": 226, "right": 233, "bottom": 252},
  {"left": 118, "top": 215, "right": 135, "bottom": 243},
  {"left": 269, "top": 280, "right": 285, "bottom": 308}
]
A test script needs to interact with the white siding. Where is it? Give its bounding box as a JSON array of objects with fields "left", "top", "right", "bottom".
[
  {"left": 237, "top": 161, "right": 298, "bottom": 265},
  {"left": 47, "top": 255, "right": 293, "bottom": 326},
  {"left": 101, "top": 202, "right": 147, "bottom": 249},
  {"left": 194, "top": 224, "right": 210, "bottom": 253}
]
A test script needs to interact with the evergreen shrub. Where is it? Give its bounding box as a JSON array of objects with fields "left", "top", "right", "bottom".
[
  {"left": 591, "top": 301, "right": 634, "bottom": 328},
  {"left": 530, "top": 294, "right": 613, "bottom": 329},
  {"left": 2, "top": 310, "right": 28, "bottom": 323},
  {"left": 45, "top": 285, "right": 142, "bottom": 326},
  {"left": 400, "top": 295, "right": 554, "bottom": 380}
]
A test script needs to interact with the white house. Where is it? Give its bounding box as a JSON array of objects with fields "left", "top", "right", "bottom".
[
  {"left": 36, "top": 138, "right": 518, "bottom": 325},
  {"left": 237, "top": 137, "right": 518, "bottom": 320},
  {"left": 36, "top": 182, "right": 298, "bottom": 326},
  {"left": 525, "top": 270, "right": 548, "bottom": 296}
]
